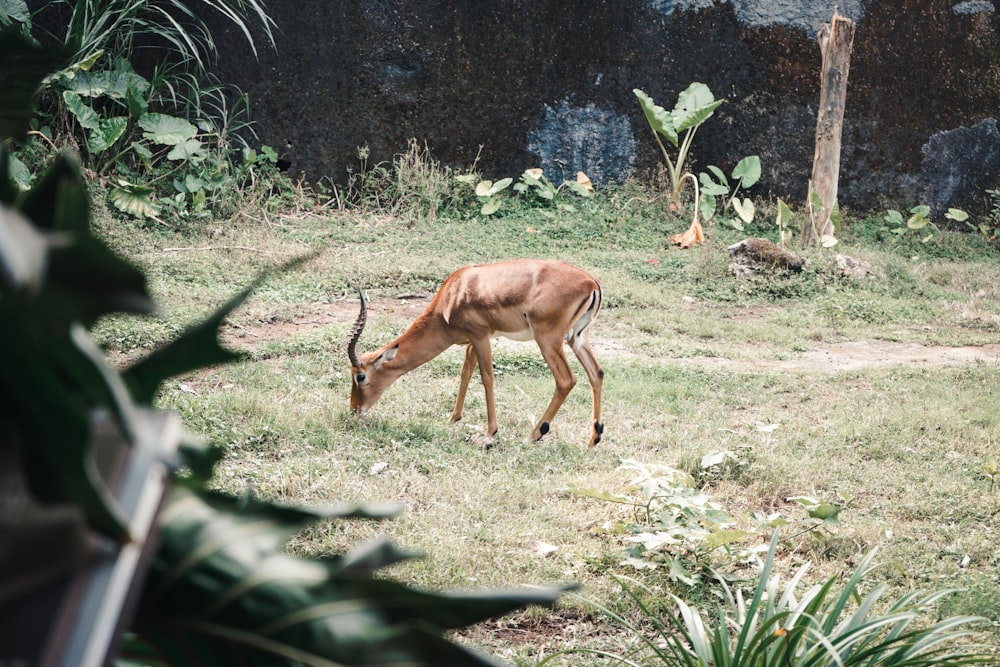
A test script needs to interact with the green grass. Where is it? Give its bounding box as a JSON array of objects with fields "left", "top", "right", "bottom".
[{"left": 91, "top": 187, "right": 1000, "bottom": 664}]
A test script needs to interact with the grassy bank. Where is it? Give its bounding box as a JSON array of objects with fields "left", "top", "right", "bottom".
[{"left": 92, "top": 188, "right": 1000, "bottom": 663}]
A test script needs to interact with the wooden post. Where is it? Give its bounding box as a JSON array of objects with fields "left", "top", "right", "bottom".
[{"left": 802, "top": 8, "right": 855, "bottom": 247}]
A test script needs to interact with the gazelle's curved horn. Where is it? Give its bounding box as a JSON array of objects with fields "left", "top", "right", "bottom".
[{"left": 347, "top": 287, "right": 367, "bottom": 367}]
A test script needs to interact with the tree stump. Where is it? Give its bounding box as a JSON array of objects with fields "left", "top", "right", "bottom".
[{"left": 802, "top": 8, "right": 855, "bottom": 247}]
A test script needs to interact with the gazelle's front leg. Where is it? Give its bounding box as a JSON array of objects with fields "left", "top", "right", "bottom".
[{"left": 450, "top": 344, "right": 478, "bottom": 423}]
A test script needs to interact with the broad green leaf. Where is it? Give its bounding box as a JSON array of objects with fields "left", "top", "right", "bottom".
[
  {"left": 87, "top": 115, "right": 127, "bottom": 153},
  {"left": 110, "top": 181, "right": 159, "bottom": 219},
  {"left": 910, "top": 204, "right": 931, "bottom": 217},
  {"left": 733, "top": 197, "right": 755, "bottom": 223},
  {"left": 454, "top": 173, "right": 476, "bottom": 184},
  {"left": 19, "top": 152, "right": 89, "bottom": 232},
  {"left": 807, "top": 501, "right": 842, "bottom": 523},
  {"left": 672, "top": 82, "right": 723, "bottom": 133},
  {"left": 521, "top": 168, "right": 544, "bottom": 186},
  {"left": 131, "top": 141, "right": 153, "bottom": 160},
  {"left": 139, "top": 112, "right": 197, "bottom": 145},
  {"left": 166, "top": 138, "right": 206, "bottom": 161},
  {"left": 475, "top": 179, "right": 495, "bottom": 196},
  {"left": 907, "top": 212, "right": 930, "bottom": 229},
  {"left": 125, "top": 83, "right": 148, "bottom": 119},
  {"left": 704, "top": 529, "right": 753, "bottom": 549},
  {"left": 706, "top": 164, "right": 728, "bottom": 186},
  {"left": 491, "top": 176, "right": 513, "bottom": 193},
  {"left": 945, "top": 208, "right": 969, "bottom": 222},
  {"left": 7, "top": 152, "right": 30, "bottom": 190},
  {"left": 831, "top": 197, "right": 842, "bottom": 230},
  {"left": 63, "top": 68, "right": 150, "bottom": 101},
  {"left": 699, "top": 171, "right": 729, "bottom": 196},
  {"left": 809, "top": 185, "right": 825, "bottom": 211},
  {"left": 0, "top": 0, "right": 31, "bottom": 25},
  {"left": 775, "top": 197, "right": 793, "bottom": 229},
  {"left": 732, "top": 155, "right": 761, "bottom": 188},
  {"left": 821, "top": 234, "right": 839, "bottom": 248},
  {"left": 699, "top": 190, "right": 717, "bottom": 221},
  {"left": 633, "top": 88, "right": 678, "bottom": 146},
  {"left": 62, "top": 90, "right": 101, "bottom": 131},
  {"left": 174, "top": 173, "right": 207, "bottom": 194},
  {"left": 480, "top": 198, "right": 501, "bottom": 215},
  {"left": 884, "top": 209, "right": 904, "bottom": 226}
]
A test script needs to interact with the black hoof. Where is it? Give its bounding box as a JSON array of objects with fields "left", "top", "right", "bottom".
[{"left": 539, "top": 421, "right": 550, "bottom": 436}]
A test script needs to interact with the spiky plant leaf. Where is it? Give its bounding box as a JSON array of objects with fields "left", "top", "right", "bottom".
[{"left": 131, "top": 487, "right": 565, "bottom": 667}]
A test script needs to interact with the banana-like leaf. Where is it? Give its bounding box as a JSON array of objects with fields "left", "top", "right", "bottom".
[
  {"left": 633, "top": 88, "right": 677, "bottom": 146},
  {"left": 132, "top": 487, "right": 565, "bottom": 667},
  {"left": 672, "top": 82, "right": 723, "bottom": 133}
]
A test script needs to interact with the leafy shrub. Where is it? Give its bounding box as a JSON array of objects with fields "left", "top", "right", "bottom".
[{"left": 1, "top": 0, "right": 295, "bottom": 221}]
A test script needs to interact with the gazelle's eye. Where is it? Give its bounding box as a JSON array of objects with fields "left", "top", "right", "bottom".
[{"left": 355, "top": 373, "right": 366, "bottom": 385}]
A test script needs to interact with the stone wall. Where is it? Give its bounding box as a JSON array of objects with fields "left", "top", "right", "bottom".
[{"left": 206, "top": 0, "right": 1000, "bottom": 214}]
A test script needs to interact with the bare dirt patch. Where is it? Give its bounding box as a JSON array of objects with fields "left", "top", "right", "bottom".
[{"left": 226, "top": 294, "right": 1000, "bottom": 373}]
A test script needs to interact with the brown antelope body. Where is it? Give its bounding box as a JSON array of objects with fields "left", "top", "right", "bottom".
[{"left": 347, "top": 259, "right": 604, "bottom": 447}]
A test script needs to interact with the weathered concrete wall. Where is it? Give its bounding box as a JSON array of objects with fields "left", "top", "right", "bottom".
[{"left": 207, "top": 0, "right": 1000, "bottom": 214}]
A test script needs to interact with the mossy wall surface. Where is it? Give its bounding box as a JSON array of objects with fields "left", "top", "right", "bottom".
[{"left": 207, "top": 0, "right": 1000, "bottom": 213}]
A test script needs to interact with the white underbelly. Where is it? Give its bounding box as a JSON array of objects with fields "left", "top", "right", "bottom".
[{"left": 494, "top": 329, "right": 533, "bottom": 342}]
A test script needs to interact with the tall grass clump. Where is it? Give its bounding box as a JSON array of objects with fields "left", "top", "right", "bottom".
[{"left": 329, "top": 139, "right": 479, "bottom": 222}]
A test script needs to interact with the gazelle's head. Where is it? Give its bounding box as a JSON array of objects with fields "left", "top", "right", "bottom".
[{"left": 346, "top": 289, "right": 396, "bottom": 415}]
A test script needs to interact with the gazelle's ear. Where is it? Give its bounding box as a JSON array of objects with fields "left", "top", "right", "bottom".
[{"left": 373, "top": 345, "right": 398, "bottom": 370}]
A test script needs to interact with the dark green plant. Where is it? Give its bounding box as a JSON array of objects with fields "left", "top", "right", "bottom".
[
  {"left": 698, "top": 155, "right": 761, "bottom": 230},
  {"left": 2, "top": 0, "right": 278, "bottom": 220},
  {"left": 538, "top": 532, "right": 992, "bottom": 667},
  {"left": 1, "top": 33, "right": 565, "bottom": 666}
]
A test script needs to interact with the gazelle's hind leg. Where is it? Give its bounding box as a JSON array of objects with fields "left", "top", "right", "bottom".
[
  {"left": 450, "top": 344, "right": 478, "bottom": 423},
  {"left": 529, "top": 340, "right": 577, "bottom": 442},
  {"left": 570, "top": 329, "right": 604, "bottom": 446}
]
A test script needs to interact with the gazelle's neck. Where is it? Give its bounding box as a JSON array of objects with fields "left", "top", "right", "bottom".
[{"left": 382, "top": 313, "right": 453, "bottom": 373}]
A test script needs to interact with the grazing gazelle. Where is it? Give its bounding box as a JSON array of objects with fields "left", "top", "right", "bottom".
[{"left": 347, "top": 259, "right": 604, "bottom": 447}]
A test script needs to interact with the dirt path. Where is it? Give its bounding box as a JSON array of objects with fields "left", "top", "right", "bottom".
[{"left": 227, "top": 296, "right": 1000, "bottom": 373}]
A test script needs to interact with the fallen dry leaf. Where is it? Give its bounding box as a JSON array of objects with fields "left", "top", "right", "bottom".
[{"left": 670, "top": 218, "right": 705, "bottom": 248}]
